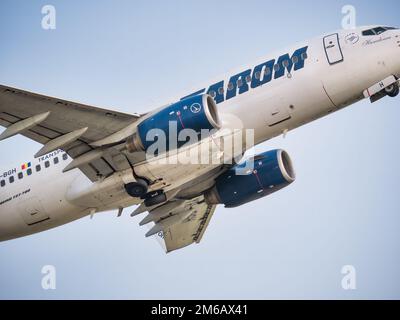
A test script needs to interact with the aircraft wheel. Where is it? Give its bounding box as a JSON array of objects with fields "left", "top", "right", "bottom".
[
  {"left": 385, "top": 82, "right": 399, "bottom": 97},
  {"left": 124, "top": 179, "right": 148, "bottom": 197}
]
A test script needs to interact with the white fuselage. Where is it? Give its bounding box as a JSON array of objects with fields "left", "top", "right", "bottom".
[{"left": 1, "top": 26, "right": 399, "bottom": 241}]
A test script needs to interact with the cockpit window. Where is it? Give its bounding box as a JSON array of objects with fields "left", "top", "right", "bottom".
[
  {"left": 362, "top": 29, "right": 375, "bottom": 36},
  {"left": 374, "top": 27, "right": 387, "bottom": 35},
  {"left": 362, "top": 26, "right": 398, "bottom": 36}
]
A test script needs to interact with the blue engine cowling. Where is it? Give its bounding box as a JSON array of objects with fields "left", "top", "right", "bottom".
[
  {"left": 205, "top": 149, "right": 296, "bottom": 208},
  {"left": 126, "top": 94, "right": 220, "bottom": 153}
]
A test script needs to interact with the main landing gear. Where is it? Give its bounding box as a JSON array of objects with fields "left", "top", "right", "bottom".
[
  {"left": 124, "top": 179, "right": 148, "bottom": 197},
  {"left": 124, "top": 180, "right": 167, "bottom": 207}
]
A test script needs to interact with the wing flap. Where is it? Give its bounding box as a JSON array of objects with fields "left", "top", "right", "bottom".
[
  {"left": 143, "top": 196, "right": 217, "bottom": 253},
  {"left": 163, "top": 203, "right": 216, "bottom": 253}
]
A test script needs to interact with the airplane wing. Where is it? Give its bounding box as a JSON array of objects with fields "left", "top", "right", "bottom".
[
  {"left": 141, "top": 195, "right": 217, "bottom": 253},
  {"left": 1, "top": 85, "right": 220, "bottom": 251},
  {"left": 0, "top": 84, "right": 143, "bottom": 181}
]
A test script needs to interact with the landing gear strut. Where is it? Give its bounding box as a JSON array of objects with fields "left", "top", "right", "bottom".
[{"left": 385, "top": 81, "right": 399, "bottom": 97}]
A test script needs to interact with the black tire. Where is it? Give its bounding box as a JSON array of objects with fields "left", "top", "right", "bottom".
[
  {"left": 385, "top": 83, "right": 399, "bottom": 97},
  {"left": 124, "top": 179, "right": 148, "bottom": 197},
  {"left": 144, "top": 193, "right": 167, "bottom": 207}
]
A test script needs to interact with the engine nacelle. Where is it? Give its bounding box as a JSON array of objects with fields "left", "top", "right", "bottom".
[
  {"left": 126, "top": 94, "right": 220, "bottom": 153},
  {"left": 205, "top": 149, "right": 295, "bottom": 208}
]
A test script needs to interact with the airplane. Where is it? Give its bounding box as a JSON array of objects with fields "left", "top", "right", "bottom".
[{"left": 0, "top": 25, "right": 399, "bottom": 253}]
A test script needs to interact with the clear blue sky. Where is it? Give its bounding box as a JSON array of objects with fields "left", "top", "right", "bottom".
[{"left": 0, "top": 0, "right": 399, "bottom": 299}]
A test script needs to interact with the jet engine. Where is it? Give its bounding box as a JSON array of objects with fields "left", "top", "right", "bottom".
[
  {"left": 126, "top": 94, "right": 220, "bottom": 153},
  {"left": 205, "top": 149, "right": 295, "bottom": 207}
]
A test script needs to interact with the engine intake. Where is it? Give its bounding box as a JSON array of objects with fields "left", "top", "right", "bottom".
[
  {"left": 126, "top": 94, "right": 220, "bottom": 153},
  {"left": 205, "top": 149, "right": 295, "bottom": 207}
]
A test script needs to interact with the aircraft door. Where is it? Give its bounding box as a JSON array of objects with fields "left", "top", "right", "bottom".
[{"left": 323, "top": 33, "right": 344, "bottom": 65}]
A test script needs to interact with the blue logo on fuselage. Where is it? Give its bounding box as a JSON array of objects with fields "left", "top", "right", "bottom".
[{"left": 181, "top": 46, "right": 308, "bottom": 104}]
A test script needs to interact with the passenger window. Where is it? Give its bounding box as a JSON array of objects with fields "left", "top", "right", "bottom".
[
  {"left": 292, "top": 56, "right": 299, "bottom": 64},
  {"left": 245, "top": 75, "right": 251, "bottom": 83},
  {"left": 227, "top": 82, "right": 234, "bottom": 91},
  {"left": 218, "top": 87, "right": 224, "bottom": 95},
  {"left": 27, "top": 168, "right": 32, "bottom": 176},
  {"left": 62, "top": 153, "right": 68, "bottom": 161},
  {"left": 236, "top": 79, "right": 243, "bottom": 87},
  {"left": 45, "top": 161, "right": 50, "bottom": 168},
  {"left": 0, "top": 180, "right": 5, "bottom": 187},
  {"left": 18, "top": 172, "right": 23, "bottom": 180},
  {"left": 273, "top": 64, "right": 280, "bottom": 72},
  {"left": 9, "top": 176, "right": 14, "bottom": 184},
  {"left": 54, "top": 157, "right": 59, "bottom": 165},
  {"left": 209, "top": 90, "right": 216, "bottom": 98},
  {"left": 264, "top": 67, "right": 271, "bottom": 75},
  {"left": 301, "top": 52, "right": 308, "bottom": 60},
  {"left": 255, "top": 71, "right": 261, "bottom": 80},
  {"left": 36, "top": 165, "right": 41, "bottom": 172}
]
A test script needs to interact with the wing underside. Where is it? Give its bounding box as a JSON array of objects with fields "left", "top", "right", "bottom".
[{"left": 0, "top": 84, "right": 142, "bottom": 181}]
